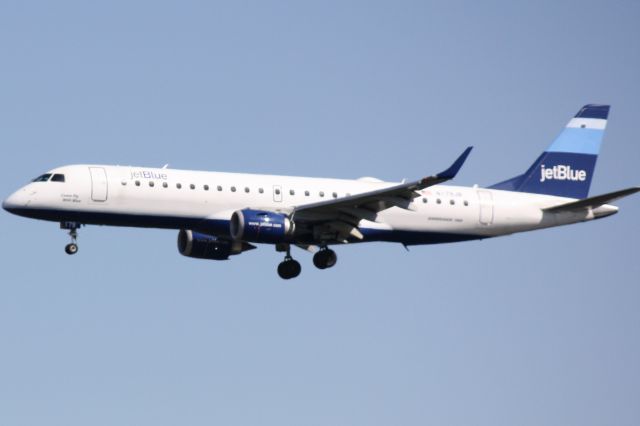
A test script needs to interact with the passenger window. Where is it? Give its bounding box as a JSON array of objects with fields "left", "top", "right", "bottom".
[
  {"left": 135, "top": 180, "right": 141, "bottom": 186},
  {"left": 332, "top": 192, "right": 338, "bottom": 198},
  {"left": 464, "top": 200, "right": 469, "bottom": 206},
  {"left": 436, "top": 198, "right": 441, "bottom": 204},
  {"left": 422, "top": 197, "right": 427, "bottom": 203},
  {"left": 245, "top": 187, "right": 250, "bottom": 193},
  {"left": 51, "top": 174, "right": 65, "bottom": 182},
  {"left": 319, "top": 191, "right": 325, "bottom": 197},
  {"left": 204, "top": 185, "right": 209, "bottom": 191},
  {"left": 217, "top": 185, "right": 223, "bottom": 191},
  {"left": 274, "top": 188, "right": 280, "bottom": 195},
  {"left": 259, "top": 188, "right": 264, "bottom": 194},
  {"left": 162, "top": 182, "right": 168, "bottom": 188},
  {"left": 32, "top": 174, "right": 52, "bottom": 182},
  {"left": 290, "top": 189, "right": 295, "bottom": 196},
  {"left": 121, "top": 180, "right": 127, "bottom": 186},
  {"left": 450, "top": 199, "right": 455, "bottom": 205},
  {"left": 149, "top": 181, "right": 155, "bottom": 187},
  {"left": 305, "top": 190, "right": 310, "bottom": 196},
  {"left": 190, "top": 184, "right": 195, "bottom": 190},
  {"left": 231, "top": 186, "right": 236, "bottom": 192},
  {"left": 176, "top": 183, "right": 182, "bottom": 189}
]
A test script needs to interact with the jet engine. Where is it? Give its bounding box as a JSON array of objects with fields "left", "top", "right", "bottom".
[
  {"left": 177, "top": 229, "right": 254, "bottom": 260},
  {"left": 230, "top": 209, "right": 295, "bottom": 243}
]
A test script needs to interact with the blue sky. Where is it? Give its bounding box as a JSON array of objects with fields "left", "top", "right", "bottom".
[{"left": 1, "top": 1, "right": 639, "bottom": 425}]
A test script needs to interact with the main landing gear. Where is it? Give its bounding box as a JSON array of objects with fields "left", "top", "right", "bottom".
[
  {"left": 277, "top": 245, "right": 301, "bottom": 280},
  {"left": 275, "top": 245, "right": 338, "bottom": 279},
  {"left": 313, "top": 248, "right": 337, "bottom": 270},
  {"left": 60, "top": 222, "right": 81, "bottom": 255}
]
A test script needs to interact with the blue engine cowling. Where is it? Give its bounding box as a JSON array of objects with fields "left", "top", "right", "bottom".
[
  {"left": 177, "top": 229, "right": 254, "bottom": 260},
  {"left": 230, "top": 209, "right": 294, "bottom": 244}
]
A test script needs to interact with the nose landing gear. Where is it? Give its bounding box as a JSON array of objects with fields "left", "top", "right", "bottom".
[
  {"left": 65, "top": 242, "right": 78, "bottom": 255},
  {"left": 60, "top": 222, "right": 81, "bottom": 255}
]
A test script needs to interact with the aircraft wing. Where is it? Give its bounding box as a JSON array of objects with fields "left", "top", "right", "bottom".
[{"left": 291, "top": 147, "right": 472, "bottom": 242}]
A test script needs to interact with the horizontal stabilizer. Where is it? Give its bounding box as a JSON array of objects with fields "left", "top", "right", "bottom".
[{"left": 543, "top": 187, "right": 640, "bottom": 212}]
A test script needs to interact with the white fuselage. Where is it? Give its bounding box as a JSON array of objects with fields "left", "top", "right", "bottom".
[{"left": 2, "top": 164, "right": 618, "bottom": 245}]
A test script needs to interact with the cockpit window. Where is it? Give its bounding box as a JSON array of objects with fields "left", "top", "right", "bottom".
[
  {"left": 51, "top": 174, "right": 65, "bottom": 182},
  {"left": 32, "top": 174, "right": 52, "bottom": 182}
]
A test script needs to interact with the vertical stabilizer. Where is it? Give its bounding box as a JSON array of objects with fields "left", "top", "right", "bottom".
[{"left": 490, "top": 104, "right": 609, "bottom": 199}]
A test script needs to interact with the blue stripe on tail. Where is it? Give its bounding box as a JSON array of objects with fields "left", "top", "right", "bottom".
[{"left": 490, "top": 104, "right": 609, "bottom": 199}]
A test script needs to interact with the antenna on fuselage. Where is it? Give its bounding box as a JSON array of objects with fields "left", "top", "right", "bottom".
[{"left": 162, "top": 164, "right": 169, "bottom": 169}]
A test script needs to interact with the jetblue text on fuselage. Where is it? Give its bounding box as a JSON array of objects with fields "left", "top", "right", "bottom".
[
  {"left": 539, "top": 164, "right": 587, "bottom": 183},
  {"left": 130, "top": 170, "right": 168, "bottom": 180}
]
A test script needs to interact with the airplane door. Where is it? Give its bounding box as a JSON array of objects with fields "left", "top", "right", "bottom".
[
  {"left": 477, "top": 190, "right": 493, "bottom": 225},
  {"left": 89, "top": 167, "right": 108, "bottom": 202},
  {"left": 273, "top": 185, "right": 282, "bottom": 202}
]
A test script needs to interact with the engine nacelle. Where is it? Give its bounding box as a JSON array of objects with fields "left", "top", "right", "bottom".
[
  {"left": 177, "top": 229, "right": 253, "bottom": 260},
  {"left": 230, "top": 209, "right": 294, "bottom": 244}
]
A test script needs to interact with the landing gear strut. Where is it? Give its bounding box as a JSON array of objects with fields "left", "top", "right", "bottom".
[
  {"left": 313, "top": 248, "right": 337, "bottom": 269},
  {"left": 277, "top": 245, "right": 301, "bottom": 280},
  {"left": 61, "top": 222, "right": 81, "bottom": 255}
]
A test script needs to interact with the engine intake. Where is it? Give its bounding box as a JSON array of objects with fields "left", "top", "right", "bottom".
[
  {"left": 177, "top": 229, "right": 253, "bottom": 260},
  {"left": 230, "top": 209, "right": 294, "bottom": 243}
]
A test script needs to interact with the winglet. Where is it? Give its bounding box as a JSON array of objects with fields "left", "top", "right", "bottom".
[{"left": 436, "top": 146, "right": 473, "bottom": 180}]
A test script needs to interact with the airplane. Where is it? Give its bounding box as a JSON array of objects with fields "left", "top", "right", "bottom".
[{"left": 3, "top": 104, "right": 638, "bottom": 279}]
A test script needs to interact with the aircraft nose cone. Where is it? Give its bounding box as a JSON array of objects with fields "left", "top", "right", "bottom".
[
  {"left": 3, "top": 195, "right": 17, "bottom": 213},
  {"left": 2, "top": 189, "right": 28, "bottom": 214}
]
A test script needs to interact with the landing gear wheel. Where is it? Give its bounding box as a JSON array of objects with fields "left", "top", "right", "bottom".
[
  {"left": 65, "top": 243, "right": 78, "bottom": 255},
  {"left": 60, "top": 222, "right": 81, "bottom": 256},
  {"left": 278, "top": 258, "right": 301, "bottom": 279},
  {"left": 313, "top": 249, "right": 337, "bottom": 269}
]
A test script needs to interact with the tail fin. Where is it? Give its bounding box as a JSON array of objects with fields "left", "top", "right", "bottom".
[{"left": 490, "top": 104, "right": 610, "bottom": 199}]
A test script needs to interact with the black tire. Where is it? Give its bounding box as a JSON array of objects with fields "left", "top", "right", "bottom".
[
  {"left": 65, "top": 243, "right": 78, "bottom": 255},
  {"left": 290, "top": 259, "right": 301, "bottom": 277},
  {"left": 277, "top": 261, "right": 288, "bottom": 278},
  {"left": 278, "top": 259, "right": 301, "bottom": 279},
  {"left": 324, "top": 249, "right": 337, "bottom": 268},
  {"left": 313, "top": 249, "right": 337, "bottom": 269},
  {"left": 313, "top": 251, "right": 327, "bottom": 269}
]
